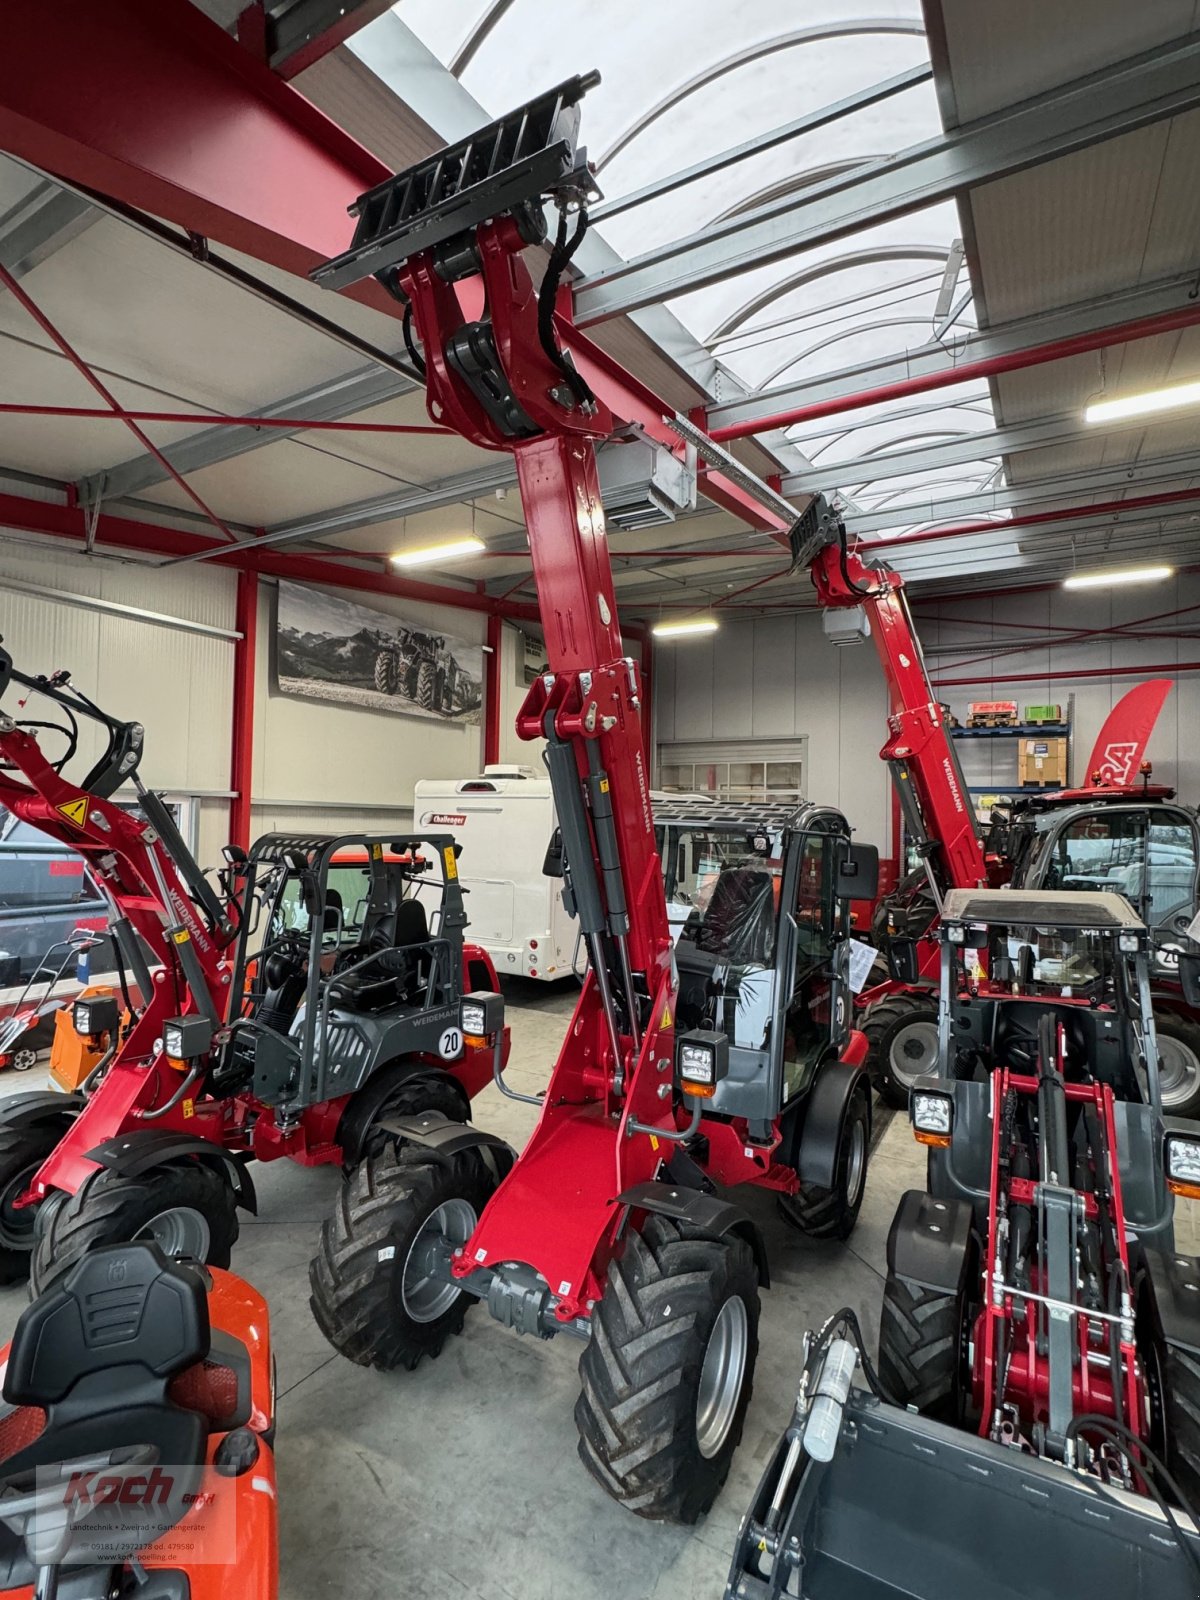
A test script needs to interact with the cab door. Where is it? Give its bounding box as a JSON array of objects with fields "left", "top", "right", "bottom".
[{"left": 781, "top": 828, "right": 840, "bottom": 1102}]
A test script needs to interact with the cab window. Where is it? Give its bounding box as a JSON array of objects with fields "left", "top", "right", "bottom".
[{"left": 794, "top": 835, "right": 834, "bottom": 968}]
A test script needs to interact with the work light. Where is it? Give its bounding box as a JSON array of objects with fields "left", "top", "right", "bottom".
[
  {"left": 73, "top": 996, "right": 119, "bottom": 1039},
  {"left": 162, "top": 1016, "right": 213, "bottom": 1064},
  {"left": 461, "top": 991, "right": 504, "bottom": 1042},
  {"left": 946, "top": 923, "right": 966, "bottom": 945},
  {"left": 1165, "top": 1127, "right": 1200, "bottom": 1199},
  {"left": 1118, "top": 930, "right": 1142, "bottom": 954},
  {"left": 676, "top": 1029, "right": 729, "bottom": 1098},
  {"left": 910, "top": 1083, "right": 954, "bottom": 1147}
]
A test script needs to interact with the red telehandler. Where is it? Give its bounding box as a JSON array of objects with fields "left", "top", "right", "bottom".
[
  {"left": 305, "top": 74, "right": 881, "bottom": 1523},
  {"left": 0, "top": 647, "right": 504, "bottom": 1288},
  {"left": 794, "top": 498, "right": 1200, "bottom": 1113}
]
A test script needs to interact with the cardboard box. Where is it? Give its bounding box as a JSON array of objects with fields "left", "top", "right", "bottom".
[
  {"left": 1019, "top": 736, "right": 1067, "bottom": 786},
  {"left": 1023, "top": 703, "right": 1062, "bottom": 724}
]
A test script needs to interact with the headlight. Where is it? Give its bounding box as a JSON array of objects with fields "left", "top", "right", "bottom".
[
  {"left": 1166, "top": 1129, "right": 1200, "bottom": 1197},
  {"left": 1118, "top": 930, "right": 1141, "bottom": 954},
  {"left": 73, "top": 995, "right": 119, "bottom": 1039},
  {"left": 676, "top": 1029, "right": 729, "bottom": 1098},
  {"left": 910, "top": 1085, "right": 954, "bottom": 1147},
  {"left": 946, "top": 923, "right": 966, "bottom": 945},
  {"left": 161, "top": 1015, "right": 212, "bottom": 1064},
  {"left": 460, "top": 991, "right": 504, "bottom": 1041}
]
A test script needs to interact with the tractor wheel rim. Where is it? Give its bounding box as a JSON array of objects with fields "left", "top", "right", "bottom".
[
  {"left": 889, "top": 1019, "right": 939, "bottom": 1090},
  {"left": 402, "top": 1197, "right": 477, "bottom": 1324},
  {"left": 138, "top": 1206, "right": 211, "bottom": 1262},
  {"left": 845, "top": 1119, "right": 867, "bottom": 1208},
  {"left": 696, "top": 1295, "right": 749, "bottom": 1460},
  {"left": 0, "top": 1162, "right": 42, "bottom": 1250},
  {"left": 11, "top": 1050, "right": 36, "bottom": 1072},
  {"left": 1158, "top": 1034, "right": 1200, "bottom": 1109}
]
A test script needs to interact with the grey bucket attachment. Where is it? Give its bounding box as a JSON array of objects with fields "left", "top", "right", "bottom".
[{"left": 727, "top": 1390, "right": 1200, "bottom": 1600}]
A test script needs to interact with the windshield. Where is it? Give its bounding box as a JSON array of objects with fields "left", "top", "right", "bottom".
[
  {"left": 973, "top": 922, "right": 1118, "bottom": 999},
  {"left": 660, "top": 825, "right": 782, "bottom": 964}
]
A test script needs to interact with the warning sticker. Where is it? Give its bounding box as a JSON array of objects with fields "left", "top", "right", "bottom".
[
  {"left": 443, "top": 846, "right": 458, "bottom": 880},
  {"left": 661, "top": 1004, "right": 672, "bottom": 1029},
  {"left": 57, "top": 796, "right": 89, "bottom": 828}
]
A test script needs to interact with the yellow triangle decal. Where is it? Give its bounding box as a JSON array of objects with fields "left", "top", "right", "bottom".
[
  {"left": 57, "top": 796, "right": 88, "bottom": 828},
  {"left": 661, "top": 1005, "right": 672, "bottom": 1029}
]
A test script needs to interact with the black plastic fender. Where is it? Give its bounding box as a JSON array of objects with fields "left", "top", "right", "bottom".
[
  {"left": 1141, "top": 1247, "right": 1200, "bottom": 1358},
  {"left": 796, "top": 1058, "right": 871, "bottom": 1191},
  {"left": 379, "top": 1111, "right": 516, "bottom": 1183},
  {"left": 886, "top": 1188, "right": 974, "bottom": 1295},
  {"left": 618, "top": 1180, "right": 770, "bottom": 1290},
  {"left": 0, "top": 1090, "right": 84, "bottom": 1129},
  {"left": 85, "top": 1130, "right": 257, "bottom": 1214},
  {"left": 337, "top": 1059, "right": 471, "bottom": 1166}
]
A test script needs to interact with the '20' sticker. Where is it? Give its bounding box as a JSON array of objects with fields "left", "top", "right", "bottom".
[{"left": 438, "top": 1027, "right": 463, "bottom": 1059}]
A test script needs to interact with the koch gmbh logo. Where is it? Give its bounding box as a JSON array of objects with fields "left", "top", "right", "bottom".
[
  {"left": 1095, "top": 741, "right": 1138, "bottom": 786},
  {"left": 27, "top": 1459, "right": 235, "bottom": 1566}
]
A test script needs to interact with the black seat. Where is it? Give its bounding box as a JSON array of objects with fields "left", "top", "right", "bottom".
[
  {"left": 329, "top": 897, "right": 431, "bottom": 1011},
  {"left": 0, "top": 1244, "right": 210, "bottom": 1578},
  {"left": 696, "top": 868, "right": 775, "bottom": 965}
]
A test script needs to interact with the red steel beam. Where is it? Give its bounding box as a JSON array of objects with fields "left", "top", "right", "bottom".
[
  {"left": 0, "top": 490, "right": 544, "bottom": 623},
  {"left": 0, "top": 404, "right": 449, "bottom": 436},
  {"left": 229, "top": 570, "right": 258, "bottom": 851},
  {"left": 710, "top": 301, "right": 1200, "bottom": 443},
  {"left": 483, "top": 612, "right": 503, "bottom": 768}
]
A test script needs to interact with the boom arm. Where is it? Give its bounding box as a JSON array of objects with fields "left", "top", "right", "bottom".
[{"left": 795, "top": 498, "right": 991, "bottom": 902}]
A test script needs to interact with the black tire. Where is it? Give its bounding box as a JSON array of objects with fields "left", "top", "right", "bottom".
[
  {"left": 1155, "top": 1012, "right": 1200, "bottom": 1118},
  {"left": 778, "top": 1081, "right": 870, "bottom": 1241},
  {"left": 309, "top": 1142, "right": 494, "bottom": 1370},
  {"left": 416, "top": 659, "right": 436, "bottom": 710},
  {"left": 31, "top": 1162, "right": 238, "bottom": 1296},
  {"left": 862, "top": 992, "right": 940, "bottom": 1109},
  {"left": 1164, "top": 1343, "right": 1200, "bottom": 1506},
  {"left": 878, "top": 1271, "right": 961, "bottom": 1420},
  {"left": 575, "top": 1215, "right": 760, "bottom": 1523},
  {"left": 0, "top": 1122, "right": 67, "bottom": 1284},
  {"left": 374, "top": 649, "right": 399, "bottom": 695},
  {"left": 336, "top": 1072, "right": 467, "bottom": 1173}
]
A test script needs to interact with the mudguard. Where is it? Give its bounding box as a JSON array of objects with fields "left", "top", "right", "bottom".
[
  {"left": 0, "top": 1090, "right": 84, "bottom": 1129},
  {"left": 85, "top": 1129, "right": 257, "bottom": 1213},
  {"left": 1142, "top": 1247, "right": 1200, "bottom": 1357},
  {"left": 618, "top": 1179, "right": 770, "bottom": 1289},
  {"left": 380, "top": 1110, "right": 516, "bottom": 1181},
  {"left": 797, "top": 1058, "right": 871, "bottom": 1190},
  {"left": 337, "top": 1059, "right": 471, "bottom": 1165},
  {"left": 886, "top": 1188, "right": 973, "bottom": 1295}
]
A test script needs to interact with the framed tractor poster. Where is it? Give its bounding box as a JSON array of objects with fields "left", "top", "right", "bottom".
[{"left": 272, "top": 580, "right": 483, "bottom": 723}]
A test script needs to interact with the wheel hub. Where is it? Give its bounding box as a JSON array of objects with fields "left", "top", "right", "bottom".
[
  {"left": 1157, "top": 1032, "right": 1200, "bottom": 1109},
  {"left": 696, "top": 1296, "right": 749, "bottom": 1460},
  {"left": 890, "top": 1018, "right": 939, "bottom": 1088},
  {"left": 138, "top": 1205, "right": 211, "bottom": 1262},
  {"left": 402, "top": 1197, "right": 477, "bottom": 1323}
]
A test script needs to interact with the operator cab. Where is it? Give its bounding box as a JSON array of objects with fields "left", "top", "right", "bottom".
[{"left": 655, "top": 801, "right": 873, "bottom": 1123}]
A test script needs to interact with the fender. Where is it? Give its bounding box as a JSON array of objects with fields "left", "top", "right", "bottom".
[
  {"left": 796, "top": 1058, "right": 871, "bottom": 1190},
  {"left": 618, "top": 1180, "right": 770, "bottom": 1290},
  {"left": 337, "top": 1059, "right": 471, "bottom": 1166},
  {"left": 380, "top": 1110, "right": 516, "bottom": 1183},
  {"left": 0, "top": 1090, "right": 85, "bottom": 1130},
  {"left": 85, "top": 1130, "right": 257, "bottom": 1214},
  {"left": 1141, "top": 1247, "right": 1200, "bottom": 1357},
  {"left": 886, "top": 1188, "right": 973, "bottom": 1295}
]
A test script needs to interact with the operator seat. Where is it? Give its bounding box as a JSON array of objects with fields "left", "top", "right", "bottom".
[
  {"left": 0, "top": 1244, "right": 211, "bottom": 1583},
  {"left": 329, "top": 895, "right": 432, "bottom": 1012},
  {"left": 676, "top": 867, "right": 776, "bottom": 1032}
]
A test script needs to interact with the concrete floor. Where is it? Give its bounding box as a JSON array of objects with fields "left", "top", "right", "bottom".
[{"left": 6, "top": 980, "right": 1182, "bottom": 1599}]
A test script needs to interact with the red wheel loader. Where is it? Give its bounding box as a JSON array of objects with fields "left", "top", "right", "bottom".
[
  {"left": 727, "top": 891, "right": 1200, "bottom": 1598},
  {"left": 305, "top": 75, "right": 880, "bottom": 1522}
]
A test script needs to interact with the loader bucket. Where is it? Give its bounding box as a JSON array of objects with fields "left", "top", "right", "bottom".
[{"left": 727, "top": 1391, "right": 1200, "bottom": 1600}]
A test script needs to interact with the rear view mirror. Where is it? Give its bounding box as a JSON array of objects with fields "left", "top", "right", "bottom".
[
  {"left": 836, "top": 842, "right": 879, "bottom": 902},
  {"left": 1178, "top": 951, "right": 1200, "bottom": 1008},
  {"left": 543, "top": 827, "right": 565, "bottom": 879},
  {"left": 887, "top": 937, "right": 920, "bottom": 985}
]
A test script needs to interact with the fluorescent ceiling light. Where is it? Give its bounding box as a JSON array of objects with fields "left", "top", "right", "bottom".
[
  {"left": 651, "top": 617, "right": 719, "bottom": 639},
  {"left": 390, "top": 537, "right": 485, "bottom": 567},
  {"left": 1085, "top": 380, "right": 1200, "bottom": 425},
  {"left": 1063, "top": 565, "right": 1173, "bottom": 591}
]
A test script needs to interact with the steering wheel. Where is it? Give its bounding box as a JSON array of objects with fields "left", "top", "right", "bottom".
[
  {"left": 0, "top": 1444, "right": 159, "bottom": 1566},
  {"left": 255, "top": 930, "right": 309, "bottom": 966}
]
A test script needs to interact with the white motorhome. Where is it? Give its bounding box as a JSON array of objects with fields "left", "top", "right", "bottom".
[{"left": 414, "top": 765, "right": 576, "bottom": 982}]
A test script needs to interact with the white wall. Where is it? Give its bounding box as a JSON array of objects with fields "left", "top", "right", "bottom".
[
  {"left": 653, "top": 571, "right": 1200, "bottom": 856},
  {"left": 0, "top": 543, "right": 237, "bottom": 865}
]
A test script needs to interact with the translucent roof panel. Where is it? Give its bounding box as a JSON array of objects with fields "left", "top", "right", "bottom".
[{"left": 390, "top": 0, "right": 1001, "bottom": 522}]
